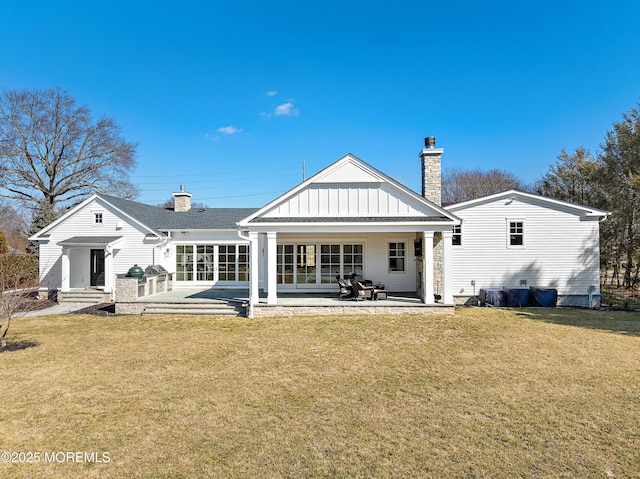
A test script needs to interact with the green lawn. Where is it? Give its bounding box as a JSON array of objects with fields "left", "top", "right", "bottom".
[{"left": 2, "top": 308, "right": 639, "bottom": 478}]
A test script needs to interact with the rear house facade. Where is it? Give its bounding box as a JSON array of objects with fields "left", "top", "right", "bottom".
[{"left": 30, "top": 138, "right": 609, "bottom": 310}]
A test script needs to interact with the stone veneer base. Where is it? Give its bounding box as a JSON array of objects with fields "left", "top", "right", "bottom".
[{"left": 249, "top": 304, "right": 454, "bottom": 317}]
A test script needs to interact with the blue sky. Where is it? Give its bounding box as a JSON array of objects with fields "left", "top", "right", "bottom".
[{"left": 2, "top": 0, "right": 639, "bottom": 207}]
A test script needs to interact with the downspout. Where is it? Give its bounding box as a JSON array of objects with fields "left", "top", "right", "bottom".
[
  {"left": 150, "top": 232, "right": 170, "bottom": 289},
  {"left": 155, "top": 231, "right": 171, "bottom": 266}
]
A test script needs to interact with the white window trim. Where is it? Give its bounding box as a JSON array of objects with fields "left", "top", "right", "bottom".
[
  {"left": 452, "top": 225, "right": 462, "bottom": 247},
  {"left": 93, "top": 211, "right": 104, "bottom": 226},
  {"left": 388, "top": 241, "right": 407, "bottom": 274},
  {"left": 174, "top": 242, "right": 250, "bottom": 283},
  {"left": 507, "top": 219, "right": 525, "bottom": 249}
]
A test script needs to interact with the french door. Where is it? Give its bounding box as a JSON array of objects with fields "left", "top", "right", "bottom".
[{"left": 278, "top": 243, "right": 363, "bottom": 288}]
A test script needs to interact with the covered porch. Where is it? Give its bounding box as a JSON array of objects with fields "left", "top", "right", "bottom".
[
  {"left": 57, "top": 236, "right": 123, "bottom": 299},
  {"left": 244, "top": 228, "right": 455, "bottom": 311}
]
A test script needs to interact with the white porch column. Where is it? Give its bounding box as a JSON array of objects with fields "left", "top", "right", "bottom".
[
  {"left": 248, "top": 232, "right": 260, "bottom": 306},
  {"left": 422, "top": 231, "right": 434, "bottom": 304},
  {"left": 104, "top": 246, "right": 115, "bottom": 299},
  {"left": 61, "top": 247, "right": 70, "bottom": 292},
  {"left": 266, "top": 232, "right": 278, "bottom": 305},
  {"left": 442, "top": 230, "right": 454, "bottom": 305}
]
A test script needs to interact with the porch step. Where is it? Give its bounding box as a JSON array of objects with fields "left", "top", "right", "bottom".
[
  {"left": 139, "top": 301, "right": 245, "bottom": 316},
  {"left": 60, "top": 290, "right": 111, "bottom": 304}
]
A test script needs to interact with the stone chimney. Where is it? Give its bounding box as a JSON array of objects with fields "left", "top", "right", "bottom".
[
  {"left": 420, "top": 136, "right": 443, "bottom": 206},
  {"left": 172, "top": 185, "right": 192, "bottom": 212}
]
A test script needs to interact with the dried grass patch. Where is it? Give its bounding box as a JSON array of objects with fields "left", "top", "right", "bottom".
[{"left": 1, "top": 309, "right": 639, "bottom": 478}]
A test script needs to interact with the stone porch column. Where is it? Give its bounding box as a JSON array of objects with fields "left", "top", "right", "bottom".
[
  {"left": 248, "top": 232, "right": 260, "bottom": 306},
  {"left": 266, "top": 232, "right": 278, "bottom": 305},
  {"left": 422, "top": 231, "right": 434, "bottom": 304},
  {"left": 61, "top": 247, "right": 70, "bottom": 292},
  {"left": 442, "top": 230, "right": 453, "bottom": 305}
]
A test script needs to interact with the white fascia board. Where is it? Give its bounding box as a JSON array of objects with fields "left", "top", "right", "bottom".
[
  {"left": 243, "top": 219, "right": 459, "bottom": 229},
  {"left": 446, "top": 189, "right": 610, "bottom": 218},
  {"left": 164, "top": 228, "right": 239, "bottom": 233},
  {"left": 241, "top": 224, "right": 455, "bottom": 234}
]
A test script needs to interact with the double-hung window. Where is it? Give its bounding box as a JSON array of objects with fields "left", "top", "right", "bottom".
[
  {"left": 452, "top": 225, "right": 462, "bottom": 246},
  {"left": 508, "top": 220, "right": 524, "bottom": 247},
  {"left": 389, "top": 242, "right": 406, "bottom": 272}
]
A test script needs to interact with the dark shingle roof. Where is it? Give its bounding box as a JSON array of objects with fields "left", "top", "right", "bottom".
[
  {"left": 58, "top": 236, "right": 123, "bottom": 246},
  {"left": 99, "top": 194, "right": 258, "bottom": 232}
]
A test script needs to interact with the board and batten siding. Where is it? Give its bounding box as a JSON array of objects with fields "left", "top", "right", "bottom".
[
  {"left": 39, "top": 197, "right": 156, "bottom": 291},
  {"left": 449, "top": 197, "right": 601, "bottom": 297},
  {"left": 263, "top": 184, "right": 432, "bottom": 217}
]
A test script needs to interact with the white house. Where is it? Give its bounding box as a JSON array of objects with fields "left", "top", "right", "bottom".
[
  {"left": 29, "top": 138, "right": 609, "bottom": 310},
  {"left": 446, "top": 190, "right": 608, "bottom": 306}
]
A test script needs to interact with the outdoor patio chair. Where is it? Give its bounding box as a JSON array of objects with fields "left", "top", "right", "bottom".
[
  {"left": 352, "top": 279, "right": 374, "bottom": 301},
  {"left": 336, "top": 275, "right": 354, "bottom": 299}
]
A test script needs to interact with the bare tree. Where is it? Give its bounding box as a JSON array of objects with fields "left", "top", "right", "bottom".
[
  {"left": 442, "top": 167, "right": 529, "bottom": 204},
  {"left": 0, "top": 231, "right": 7, "bottom": 254},
  {"left": 0, "top": 87, "right": 138, "bottom": 211},
  {"left": 0, "top": 199, "right": 28, "bottom": 252}
]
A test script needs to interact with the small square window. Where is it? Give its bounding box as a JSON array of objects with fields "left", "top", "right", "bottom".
[{"left": 94, "top": 213, "right": 103, "bottom": 224}]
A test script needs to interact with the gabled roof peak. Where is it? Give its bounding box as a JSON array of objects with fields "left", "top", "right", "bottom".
[
  {"left": 238, "top": 153, "right": 459, "bottom": 226},
  {"left": 445, "top": 189, "right": 610, "bottom": 218}
]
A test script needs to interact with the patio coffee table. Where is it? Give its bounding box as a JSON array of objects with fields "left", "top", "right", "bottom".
[{"left": 372, "top": 284, "right": 387, "bottom": 300}]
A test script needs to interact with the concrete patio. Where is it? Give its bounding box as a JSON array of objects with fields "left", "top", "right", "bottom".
[{"left": 122, "top": 288, "right": 454, "bottom": 317}]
